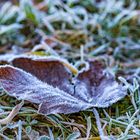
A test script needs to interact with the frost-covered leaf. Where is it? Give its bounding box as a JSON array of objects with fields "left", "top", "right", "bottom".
[
  {"left": 12, "top": 56, "right": 74, "bottom": 93},
  {"left": 74, "top": 60, "right": 126, "bottom": 107},
  {"left": 0, "top": 65, "right": 91, "bottom": 114},
  {"left": 0, "top": 57, "right": 127, "bottom": 115}
]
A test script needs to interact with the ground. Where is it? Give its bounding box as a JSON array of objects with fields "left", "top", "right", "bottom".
[{"left": 0, "top": 0, "right": 140, "bottom": 140}]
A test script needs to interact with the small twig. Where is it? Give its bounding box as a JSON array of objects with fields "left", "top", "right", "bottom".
[
  {"left": 0, "top": 101, "right": 24, "bottom": 125},
  {"left": 60, "top": 121, "right": 85, "bottom": 128}
]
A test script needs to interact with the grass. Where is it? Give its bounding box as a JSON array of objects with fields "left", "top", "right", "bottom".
[{"left": 0, "top": 0, "right": 140, "bottom": 139}]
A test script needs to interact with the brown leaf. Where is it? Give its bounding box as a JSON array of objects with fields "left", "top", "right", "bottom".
[
  {"left": 74, "top": 61, "right": 126, "bottom": 107},
  {"left": 0, "top": 65, "right": 91, "bottom": 114},
  {"left": 12, "top": 56, "right": 75, "bottom": 94},
  {"left": 0, "top": 57, "right": 127, "bottom": 115}
]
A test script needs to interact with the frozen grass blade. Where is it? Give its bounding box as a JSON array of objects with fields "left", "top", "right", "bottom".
[{"left": 93, "top": 108, "right": 105, "bottom": 140}]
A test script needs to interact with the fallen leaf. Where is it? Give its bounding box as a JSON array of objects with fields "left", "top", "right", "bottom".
[
  {"left": 12, "top": 56, "right": 76, "bottom": 93},
  {"left": 0, "top": 65, "right": 91, "bottom": 114},
  {"left": 0, "top": 57, "right": 127, "bottom": 115},
  {"left": 74, "top": 61, "right": 126, "bottom": 107}
]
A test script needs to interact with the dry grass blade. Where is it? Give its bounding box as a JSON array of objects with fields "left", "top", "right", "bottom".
[{"left": 0, "top": 101, "right": 24, "bottom": 125}]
